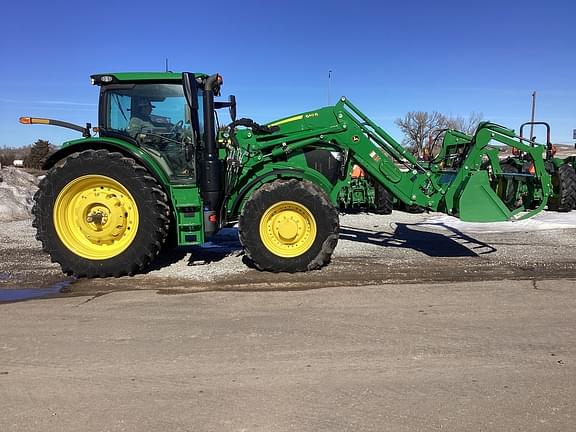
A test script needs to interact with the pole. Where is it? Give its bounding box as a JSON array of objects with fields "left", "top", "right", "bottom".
[
  {"left": 529, "top": 91, "right": 536, "bottom": 141},
  {"left": 165, "top": 58, "right": 169, "bottom": 73},
  {"left": 327, "top": 70, "right": 332, "bottom": 105}
]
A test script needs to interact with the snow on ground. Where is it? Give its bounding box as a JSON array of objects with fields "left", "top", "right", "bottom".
[
  {"left": 2, "top": 208, "right": 576, "bottom": 284},
  {"left": 0, "top": 168, "right": 39, "bottom": 222},
  {"left": 425, "top": 211, "right": 576, "bottom": 234}
]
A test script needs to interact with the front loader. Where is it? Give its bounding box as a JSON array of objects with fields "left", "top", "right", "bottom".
[{"left": 20, "top": 71, "right": 575, "bottom": 277}]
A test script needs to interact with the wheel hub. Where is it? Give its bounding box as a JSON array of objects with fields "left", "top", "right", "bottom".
[
  {"left": 75, "top": 190, "right": 133, "bottom": 244},
  {"left": 86, "top": 209, "right": 108, "bottom": 225},
  {"left": 259, "top": 201, "right": 317, "bottom": 257},
  {"left": 276, "top": 215, "right": 300, "bottom": 241},
  {"left": 53, "top": 175, "right": 139, "bottom": 260}
]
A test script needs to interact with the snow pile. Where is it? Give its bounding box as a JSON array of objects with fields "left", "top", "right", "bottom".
[
  {"left": 0, "top": 167, "right": 39, "bottom": 222},
  {"left": 424, "top": 211, "right": 576, "bottom": 234}
]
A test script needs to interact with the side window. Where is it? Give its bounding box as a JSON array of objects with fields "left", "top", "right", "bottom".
[
  {"left": 108, "top": 93, "right": 131, "bottom": 131},
  {"left": 103, "top": 83, "right": 199, "bottom": 181}
]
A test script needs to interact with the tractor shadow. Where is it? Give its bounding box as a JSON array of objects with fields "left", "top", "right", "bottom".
[
  {"left": 145, "top": 227, "right": 243, "bottom": 271},
  {"left": 186, "top": 227, "right": 244, "bottom": 265},
  {"left": 147, "top": 221, "right": 495, "bottom": 272},
  {"left": 339, "top": 222, "right": 496, "bottom": 257}
]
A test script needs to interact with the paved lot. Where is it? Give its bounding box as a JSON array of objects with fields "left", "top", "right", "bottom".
[
  {"left": 1, "top": 211, "right": 575, "bottom": 431},
  {"left": 1, "top": 279, "right": 575, "bottom": 431}
]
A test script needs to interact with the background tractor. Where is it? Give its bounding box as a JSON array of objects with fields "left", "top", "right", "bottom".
[
  {"left": 337, "top": 125, "right": 576, "bottom": 215},
  {"left": 20, "top": 72, "right": 576, "bottom": 277}
]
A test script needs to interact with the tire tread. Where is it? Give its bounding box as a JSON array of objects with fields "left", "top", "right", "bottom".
[{"left": 33, "top": 149, "right": 170, "bottom": 277}]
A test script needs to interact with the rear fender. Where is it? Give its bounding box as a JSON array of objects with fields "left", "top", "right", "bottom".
[{"left": 43, "top": 137, "right": 171, "bottom": 187}]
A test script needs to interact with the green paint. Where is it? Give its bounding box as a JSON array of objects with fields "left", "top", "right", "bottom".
[
  {"left": 92, "top": 72, "right": 208, "bottom": 83},
  {"left": 56, "top": 137, "right": 172, "bottom": 186},
  {"left": 457, "top": 171, "right": 511, "bottom": 222}
]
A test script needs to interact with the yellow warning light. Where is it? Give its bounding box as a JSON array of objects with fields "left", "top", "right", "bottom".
[{"left": 19, "top": 117, "right": 50, "bottom": 125}]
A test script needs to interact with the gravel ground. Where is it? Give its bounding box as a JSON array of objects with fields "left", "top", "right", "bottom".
[
  {"left": 1, "top": 209, "right": 575, "bottom": 301},
  {"left": 1, "top": 162, "right": 575, "bottom": 300}
]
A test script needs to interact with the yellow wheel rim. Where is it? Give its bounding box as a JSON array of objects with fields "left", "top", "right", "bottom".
[
  {"left": 259, "top": 201, "right": 317, "bottom": 258},
  {"left": 53, "top": 175, "right": 139, "bottom": 260}
]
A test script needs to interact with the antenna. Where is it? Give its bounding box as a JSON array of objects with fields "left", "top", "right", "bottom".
[
  {"left": 529, "top": 91, "right": 536, "bottom": 140},
  {"left": 327, "top": 70, "right": 332, "bottom": 105}
]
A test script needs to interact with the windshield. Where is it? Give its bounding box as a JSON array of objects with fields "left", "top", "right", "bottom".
[{"left": 104, "top": 83, "right": 202, "bottom": 180}]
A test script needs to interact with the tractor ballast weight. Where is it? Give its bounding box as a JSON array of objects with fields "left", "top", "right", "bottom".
[{"left": 20, "top": 72, "right": 575, "bottom": 277}]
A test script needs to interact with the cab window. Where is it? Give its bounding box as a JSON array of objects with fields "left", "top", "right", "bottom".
[{"left": 104, "top": 83, "right": 197, "bottom": 180}]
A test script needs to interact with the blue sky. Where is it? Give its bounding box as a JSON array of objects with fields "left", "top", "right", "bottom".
[{"left": 1, "top": 0, "right": 574, "bottom": 148}]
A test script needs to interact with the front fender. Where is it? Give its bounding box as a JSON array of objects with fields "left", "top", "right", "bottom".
[{"left": 228, "top": 165, "right": 335, "bottom": 218}]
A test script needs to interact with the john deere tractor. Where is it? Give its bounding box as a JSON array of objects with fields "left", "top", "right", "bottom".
[
  {"left": 20, "top": 72, "right": 576, "bottom": 277},
  {"left": 338, "top": 124, "right": 576, "bottom": 215}
]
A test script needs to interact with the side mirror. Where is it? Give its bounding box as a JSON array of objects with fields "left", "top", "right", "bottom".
[{"left": 229, "top": 95, "right": 237, "bottom": 122}]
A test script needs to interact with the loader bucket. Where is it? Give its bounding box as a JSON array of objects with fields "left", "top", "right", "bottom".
[{"left": 457, "top": 171, "right": 512, "bottom": 222}]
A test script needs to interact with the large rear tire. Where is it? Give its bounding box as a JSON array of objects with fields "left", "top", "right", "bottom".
[
  {"left": 239, "top": 179, "right": 339, "bottom": 272},
  {"left": 497, "top": 163, "right": 522, "bottom": 210},
  {"left": 373, "top": 183, "right": 393, "bottom": 215},
  {"left": 33, "top": 150, "right": 170, "bottom": 277},
  {"left": 548, "top": 164, "right": 576, "bottom": 212}
]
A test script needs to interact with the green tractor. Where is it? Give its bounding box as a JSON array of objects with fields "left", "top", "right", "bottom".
[
  {"left": 21, "top": 72, "right": 576, "bottom": 277},
  {"left": 338, "top": 124, "right": 576, "bottom": 215}
]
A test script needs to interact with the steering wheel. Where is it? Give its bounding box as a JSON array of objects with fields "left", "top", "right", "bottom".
[{"left": 169, "top": 120, "right": 184, "bottom": 135}]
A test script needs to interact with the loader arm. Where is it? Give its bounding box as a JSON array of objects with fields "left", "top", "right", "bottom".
[{"left": 232, "top": 97, "right": 552, "bottom": 222}]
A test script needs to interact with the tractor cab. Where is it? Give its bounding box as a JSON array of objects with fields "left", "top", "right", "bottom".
[
  {"left": 91, "top": 72, "right": 208, "bottom": 181},
  {"left": 91, "top": 72, "right": 234, "bottom": 237}
]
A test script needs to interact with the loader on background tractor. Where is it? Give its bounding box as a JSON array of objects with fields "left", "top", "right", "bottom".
[
  {"left": 20, "top": 72, "right": 576, "bottom": 277},
  {"left": 338, "top": 124, "right": 576, "bottom": 214}
]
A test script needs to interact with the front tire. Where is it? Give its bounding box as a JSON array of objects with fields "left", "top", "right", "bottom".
[
  {"left": 33, "top": 150, "right": 170, "bottom": 277},
  {"left": 239, "top": 179, "right": 339, "bottom": 272}
]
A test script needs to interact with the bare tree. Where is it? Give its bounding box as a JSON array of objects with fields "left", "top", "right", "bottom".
[
  {"left": 0, "top": 146, "right": 31, "bottom": 167},
  {"left": 394, "top": 111, "right": 447, "bottom": 157},
  {"left": 445, "top": 112, "right": 483, "bottom": 136},
  {"left": 395, "top": 111, "right": 483, "bottom": 158}
]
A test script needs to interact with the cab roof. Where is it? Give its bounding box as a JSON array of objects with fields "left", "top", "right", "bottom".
[{"left": 90, "top": 72, "right": 209, "bottom": 85}]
